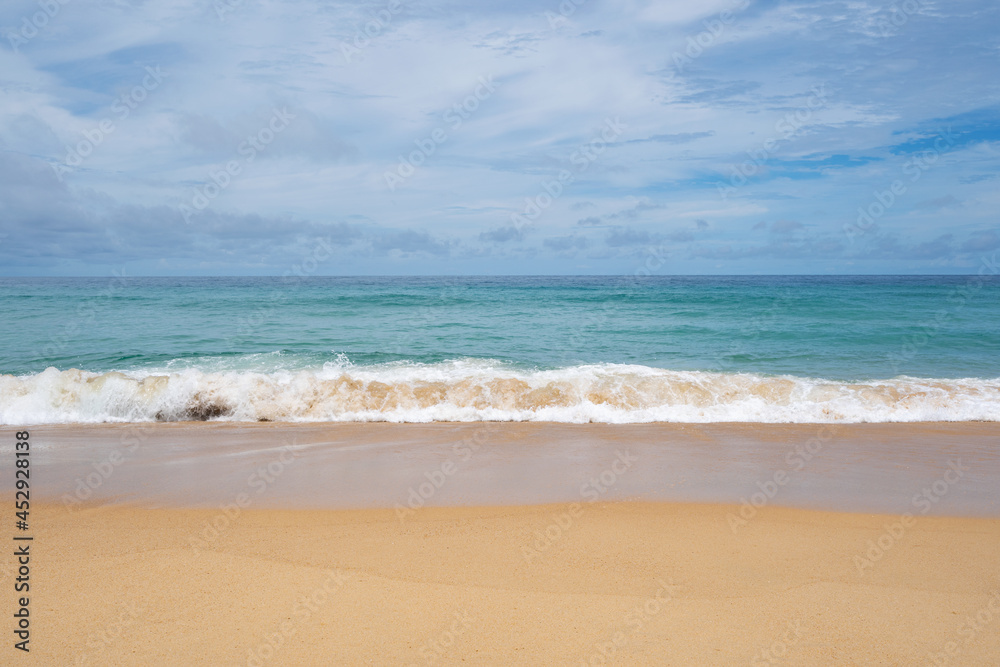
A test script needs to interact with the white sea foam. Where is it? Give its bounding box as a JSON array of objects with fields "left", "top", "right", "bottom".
[{"left": 2, "top": 360, "right": 999, "bottom": 424}]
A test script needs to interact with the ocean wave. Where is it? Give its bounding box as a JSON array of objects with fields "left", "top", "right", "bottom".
[{"left": 1, "top": 360, "right": 999, "bottom": 424}]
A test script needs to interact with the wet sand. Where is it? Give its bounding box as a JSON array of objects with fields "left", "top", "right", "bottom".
[
  {"left": 3, "top": 422, "right": 1000, "bottom": 664},
  {"left": 13, "top": 421, "right": 1000, "bottom": 515}
]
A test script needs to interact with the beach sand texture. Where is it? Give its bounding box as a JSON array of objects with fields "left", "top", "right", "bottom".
[
  {"left": 24, "top": 501, "right": 1000, "bottom": 666},
  {"left": 4, "top": 422, "right": 999, "bottom": 665}
]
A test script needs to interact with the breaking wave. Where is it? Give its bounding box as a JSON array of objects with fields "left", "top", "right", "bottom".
[{"left": 2, "top": 360, "right": 999, "bottom": 424}]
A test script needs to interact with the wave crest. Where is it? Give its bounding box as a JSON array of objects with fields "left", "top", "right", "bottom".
[{"left": 2, "top": 362, "right": 999, "bottom": 424}]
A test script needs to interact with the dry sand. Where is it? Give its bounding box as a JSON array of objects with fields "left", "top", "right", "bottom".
[{"left": 19, "top": 501, "right": 1000, "bottom": 665}]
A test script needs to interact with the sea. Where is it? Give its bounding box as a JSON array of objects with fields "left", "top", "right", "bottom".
[{"left": 1, "top": 275, "right": 998, "bottom": 424}]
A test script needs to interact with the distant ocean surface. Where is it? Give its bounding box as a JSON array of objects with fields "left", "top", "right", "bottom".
[{"left": 1, "top": 276, "right": 998, "bottom": 424}]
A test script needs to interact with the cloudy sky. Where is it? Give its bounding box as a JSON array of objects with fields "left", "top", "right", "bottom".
[{"left": 1, "top": 0, "right": 998, "bottom": 275}]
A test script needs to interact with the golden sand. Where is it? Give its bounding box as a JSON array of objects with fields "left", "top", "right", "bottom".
[{"left": 19, "top": 501, "right": 1000, "bottom": 665}]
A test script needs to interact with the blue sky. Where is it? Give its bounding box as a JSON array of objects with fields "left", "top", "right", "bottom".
[{"left": 1, "top": 0, "right": 998, "bottom": 275}]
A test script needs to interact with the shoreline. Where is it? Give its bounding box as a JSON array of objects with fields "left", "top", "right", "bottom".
[{"left": 5, "top": 421, "right": 999, "bottom": 516}]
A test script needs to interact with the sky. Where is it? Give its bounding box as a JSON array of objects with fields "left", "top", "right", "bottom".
[{"left": 0, "top": 0, "right": 998, "bottom": 276}]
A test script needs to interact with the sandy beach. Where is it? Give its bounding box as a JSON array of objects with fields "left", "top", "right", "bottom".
[
  {"left": 4, "top": 422, "right": 1000, "bottom": 664},
  {"left": 21, "top": 501, "right": 1000, "bottom": 665}
]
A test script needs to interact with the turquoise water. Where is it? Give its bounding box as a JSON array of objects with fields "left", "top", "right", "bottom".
[{"left": 1, "top": 276, "right": 998, "bottom": 423}]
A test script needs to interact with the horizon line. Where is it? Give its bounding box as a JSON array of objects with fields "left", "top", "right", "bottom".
[{"left": 1, "top": 273, "right": 996, "bottom": 279}]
